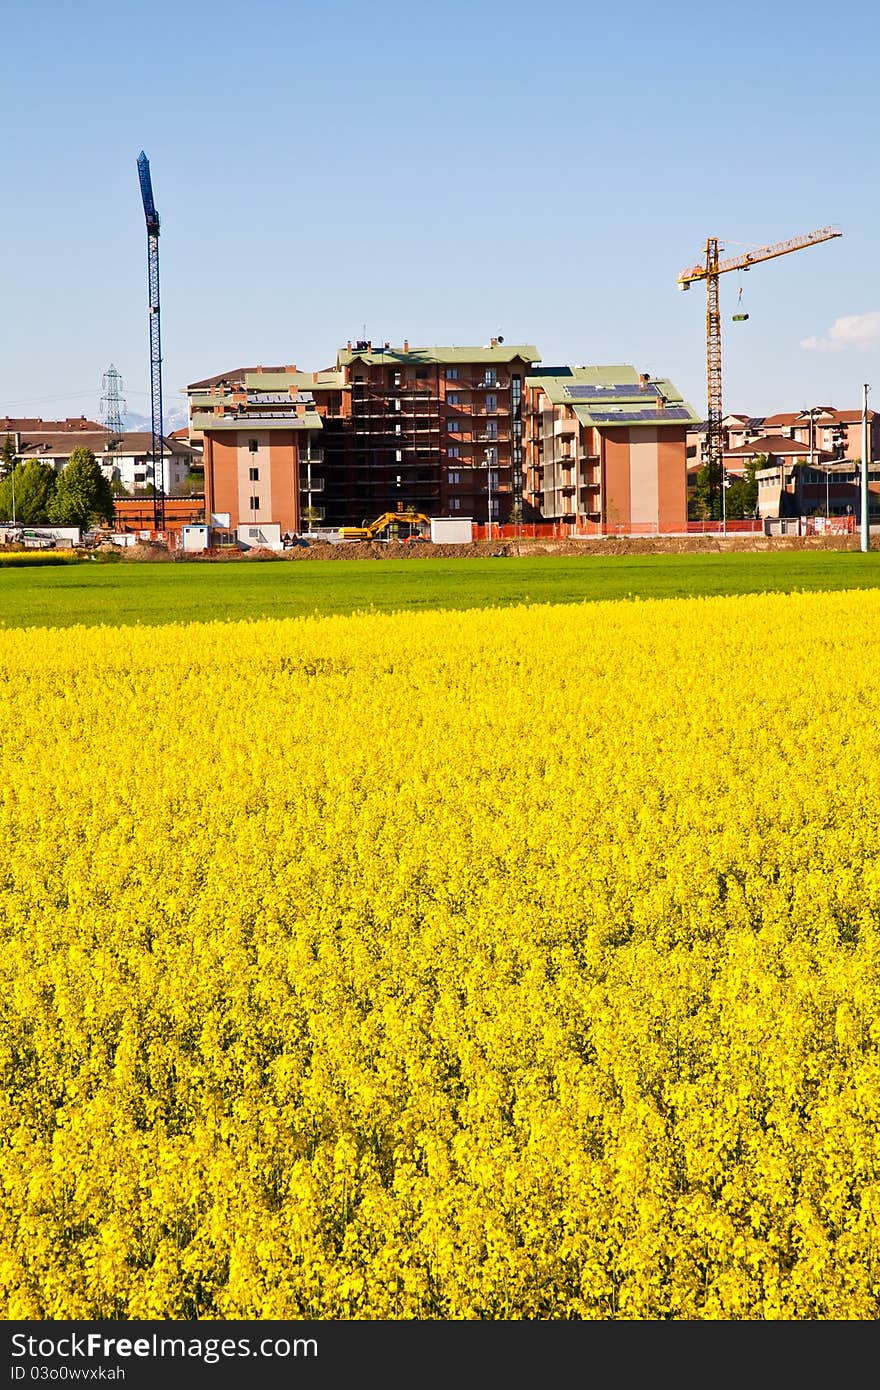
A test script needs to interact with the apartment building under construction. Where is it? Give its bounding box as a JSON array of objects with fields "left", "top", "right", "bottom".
[
  {"left": 187, "top": 340, "right": 537, "bottom": 530},
  {"left": 186, "top": 343, "right": 697, "bottom": 533}
]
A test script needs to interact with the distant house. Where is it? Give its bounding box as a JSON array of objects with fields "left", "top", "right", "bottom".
[{"left": 0, "top": 420, "right": 201, "bottom": 495}]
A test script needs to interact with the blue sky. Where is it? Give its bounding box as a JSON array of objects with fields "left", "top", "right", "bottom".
[{"left": 2, "top": 0, "right": 878, "bottom": 425}]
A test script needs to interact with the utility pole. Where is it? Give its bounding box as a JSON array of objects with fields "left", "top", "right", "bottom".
[{"left": 861, "top": 383, "right": 871, "bottom": 552}]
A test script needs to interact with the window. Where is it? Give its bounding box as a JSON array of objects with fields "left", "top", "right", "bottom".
[
  {"left": 448, "top": 446, "right": 460, "bottom": 459},
  {"left": 248, "top": 439, "right": 259, "bottom": 453},
  {"left": 249, "top": 496, "right": 259, "bottom": 511},
  {"left": 484, "top": 369, "right": 497, "bottom": 387},
  {"left": 448, "top": 421, "right": 461, "bottom": 433},
  {"left": 415, "top": 369, "right": 428, "bottom": 380},
  {"left": 485, "top": 421, "right": 497, "bottom": 439},
  {"left": 249, "top": 466, "right": 259, "bottom": 481},
  {"left": 446, "top": 368, "right": 459, "bottom": 381},
  {"left": 450, "top": 497, "right": 461, "bottom": 511},
  {"left": 447, "top": 393, "right": 459, "bottom": 405},
  {"left": 448, "top": 470, "right": 461, "bottom": 484},
  {"left": 485, "top": 394, "right": 497, "bottom": 413},
  {"left": 395, "top": 450, "right": 403, "bottom": 462}
]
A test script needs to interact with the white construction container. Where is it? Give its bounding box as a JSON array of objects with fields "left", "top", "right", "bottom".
[
  {"left": 181, "top": 524, "right": 210, "bottom": 553},
  {"left": 236, "top": 523, "right": 283, "bottom": 551},
  {"left": 430, "top": 517, "right": 473, "bottom": 544}
]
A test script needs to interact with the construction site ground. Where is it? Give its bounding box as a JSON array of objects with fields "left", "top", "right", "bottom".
[{"left": 182, "top": 533, "right": 873, "bottom": 562}]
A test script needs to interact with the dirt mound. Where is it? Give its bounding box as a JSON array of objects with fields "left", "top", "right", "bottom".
[
  {"left": 120, "top": 541, "right": 173, "bottom": 562},
  {"left": 179, "top": 533, "right": 868, "bottom": 563}
]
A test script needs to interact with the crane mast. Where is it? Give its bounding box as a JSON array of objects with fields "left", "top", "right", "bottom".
[
  {"left": 678, "top": 225, "right": 842, "bottom": 515},
  {"left": 137, "top": 151, "right": 165, "bottom": 533}
]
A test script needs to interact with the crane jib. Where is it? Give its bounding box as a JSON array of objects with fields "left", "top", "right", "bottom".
[{"left": 137, "top": 151, "right": 160, "bottom": 234}]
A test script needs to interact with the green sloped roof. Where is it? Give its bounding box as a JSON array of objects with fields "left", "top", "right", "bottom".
[
  {"left": 337, "top": 345, "right": 539, "bottom": 368},
  {"left": 525, "top": 364, "right": 641, "bottom": 401},
  {"left": 571, "top": 401, "right": 702, "bottom": 429},
  {"left": 525, "top": 362, "right": 699, "bottom": 426}
]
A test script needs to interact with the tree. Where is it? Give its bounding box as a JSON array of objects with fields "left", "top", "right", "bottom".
[
  {"left": 47, "top": 448, "right": 114, "bottom": 531},
  {"left": 723, "top": 457, "right": 762, "bottom": 520},
  {"left": 0, "top": 434, "right": 16, "bottom": 479},
  {"left": 690, "top": 463, "right": 717, "bottom": 521},
  {"left": 0, "top": 460, "right": 57, "bottom": 524},
  {"left": 176, "top": 472, "right": 204, "bottom": 497}
]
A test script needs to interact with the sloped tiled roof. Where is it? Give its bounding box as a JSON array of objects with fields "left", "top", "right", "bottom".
[
  {"left": 186, "top": 367, "right": 289, "bottom": 391},
  {"left": 13, "top": 430, "right": 194, "bottom": 458},
  {"left": 724, "top": 434, "right": 833, "bottom": 458},
  {"left": 0, "top": 416, "right": 102, "bottom": 432}
]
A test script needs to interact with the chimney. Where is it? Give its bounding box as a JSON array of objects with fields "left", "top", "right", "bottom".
[
  {"left": 403, "top": 339, "right": 409, "bottom": 353},
  {"left": 347, "top": 340, "right": 352, "bottom": 352},
  {"left": 367, "top": 340, "right": 372, "bottom": 351},
  {"left": 639, "top": 373, "right": 649, "bottom": 389},
  {"left": 490, "top": 337, "right": 498, "bottom": 348},
  {"left": 286, "top": 364, "right": 297, "bottom": 373}
]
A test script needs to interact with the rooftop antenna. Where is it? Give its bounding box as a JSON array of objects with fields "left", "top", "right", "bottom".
[{"left": 136, "top": 151, "right": 165, "bottom": 531}]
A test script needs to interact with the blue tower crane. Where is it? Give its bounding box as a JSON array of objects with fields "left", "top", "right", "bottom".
[{"left": 137, "top": 151, "right": 165, "bottom": 532}]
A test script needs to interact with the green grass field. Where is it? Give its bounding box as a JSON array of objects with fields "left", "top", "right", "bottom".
[{"left": 3, "top": 551, "right": 880, "bottom": 631}]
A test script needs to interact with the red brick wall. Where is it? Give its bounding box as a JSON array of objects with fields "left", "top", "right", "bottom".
[
  {"left": 603, "top": 430, "right": 632, "bottom": 528},
  {"left": 658, "top": 431, "right": 687, "bottom": 531}
]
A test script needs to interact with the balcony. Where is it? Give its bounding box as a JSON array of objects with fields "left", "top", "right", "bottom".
[
  {"left": 300, "top": 449, "right": 323, "bottom": 465},
  {"left": 471, "top": 378, "right": 509, "bottom": 391},
  {"left": 299, "top": 477, "right": 324, "bottom": 493}
]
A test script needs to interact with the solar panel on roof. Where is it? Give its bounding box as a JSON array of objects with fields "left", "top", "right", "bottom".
[
  {"left": 586, "top": 406, "right": 693, "bottom": 423},
  {"left": 565, "top": 383, "right": 660, "bottom": 399}
]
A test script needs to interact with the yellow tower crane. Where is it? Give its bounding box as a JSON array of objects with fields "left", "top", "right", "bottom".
[{"left": 677, "top": 225, "right": 842, "bottom": 512}]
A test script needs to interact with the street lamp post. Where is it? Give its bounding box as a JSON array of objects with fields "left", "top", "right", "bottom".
[
  {"left": 861, "top": 382, "right": 871, "bottom": 553},
  {"left": 485, "top": 450, "right": 494, "bottom": 541},
  {"left": 722, "top": 465, "right": 729, "bottom": 535}
]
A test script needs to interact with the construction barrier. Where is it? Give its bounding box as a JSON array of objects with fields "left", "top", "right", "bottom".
[{"left": 686, "top": 520, "right": 764, "bottom": 534}]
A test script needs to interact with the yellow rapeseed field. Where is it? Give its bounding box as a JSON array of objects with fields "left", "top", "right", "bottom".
[{"left": 2, "top": 590, "right": 880, "bottom": 1320}]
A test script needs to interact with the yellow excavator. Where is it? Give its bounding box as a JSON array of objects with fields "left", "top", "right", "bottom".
[{"left": 338, "top": 510, "right": 431, "bottom": 541}]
